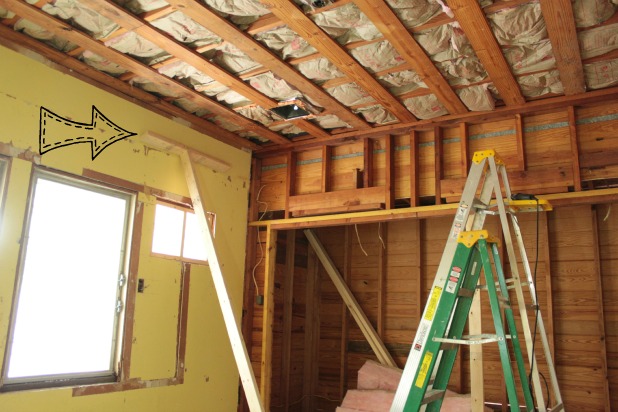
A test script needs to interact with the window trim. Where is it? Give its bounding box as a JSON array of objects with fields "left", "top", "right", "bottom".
[
  {"left": 0, "top": 155, "right": 11, "bottom": 229},
  {"left": 1, "top": 167, "right": 136, "bottom": 391},
  {"left": 151, "top": 198, "right": 215, "bottom": 265}
]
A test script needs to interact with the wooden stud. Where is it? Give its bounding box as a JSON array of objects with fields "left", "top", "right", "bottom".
[
  {"left": 322, "top": 146, "right": 332, "bottom": 193},
  {"left": 304, "top": 229, "right": 396, "bottom": 367},
  {"left": 460, "top": 123, "right": 469, "bottom": 178},
  {"left": 377, "top": 223, "right": 387, "bottom": 337},
  {"left": 434, "top": 127, "right": 443, "bottom": 205},
  {"left": 260, "top": 226, "right": 278, "bottom": 411},
  {"left": 340, "top": 226, "right": 352, "bottom": 399},
  {"left": 303, "top": 245, "right": 320, "bottom": 412},
  {"left": 568, "top": 106, "right": 582, "bottom": 191},
  {"left": 385, "top": 135, "right": 395, "bottom": 210},
  {"left": 592, "top": 206, "right": 612, "bottom": 411},
  {"left": 540, "top": 212, "right": 555, "bottom": 354},
  {"left": 175, "top": 263, "right": 191, "bottom": 383},
  {"left": 410, "top": 131, "right": 420, "bottom": 207},
  {"left": 364, "top": 138, "right": 374, "bottom": 189},
  {"left": 515, "top": 114, "right": 526, "bottom": 171},
  {"left": 285, "top": 152, "right": 296, "bottom": 218},
  {"left": 469, "top": 290, "right": 484, "bottom": 411},
  {"left": 281, "top": 230, "right": 296, "bottom": 411}
]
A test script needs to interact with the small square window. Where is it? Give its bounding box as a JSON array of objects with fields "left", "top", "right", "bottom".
[{"left": 151, "top": 202, "right": 214, "bottom": 263}]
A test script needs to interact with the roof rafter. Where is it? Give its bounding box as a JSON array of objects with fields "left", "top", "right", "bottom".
[
  {"left": 166, "top": 0, "right": 370, "bottom": 131},
  {"left": 0, "top": 0, "right": 290, "bottom": 145},
  {"left": 446, "top": 0, "right": 525, "bottom": 106},
  {"left": 0, "top": 23, "right": 260, "bottom": 150},
  {"left": 259, "top": 0, "right": 417, "bottom": 123},
  {"left": 354, "top": 0, "right": 467, "bottom": 115},
  {"left": 81, "top": 0, "right": 330, "bottom": 140},
  {"left": 538, "top": 0, "right": 586, "bottom": 95}
]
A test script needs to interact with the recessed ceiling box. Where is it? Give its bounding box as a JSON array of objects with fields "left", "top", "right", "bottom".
[{"left": 270, "top": 98, "right": 322, "bottom": 121}]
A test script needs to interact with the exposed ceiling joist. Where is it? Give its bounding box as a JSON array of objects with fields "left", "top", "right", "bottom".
[
  {"left": 446, "top": 0, "right": 526, "bottom": 106},
  {"left": 259, "top": 0, "right": 417, "bottom": 123},
  {"left": 539, "top": 0, "right": 586, "bottom": 95},
  {"left": 0, "top": 0, "right": 291, "bottom": 145},
  {"left": 166, "top": 0, "right": 371, "bottom": 131},
  {"left": 354, "top": 0, "right": 468, "bottom": 115}
]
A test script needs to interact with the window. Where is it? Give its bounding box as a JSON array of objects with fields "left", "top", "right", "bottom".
[
  {"left": 151, "top": 202, "right": 213, "bottom": 263},
  {"left": 3, "top": 170, "right": 134, "bottom": 389}
]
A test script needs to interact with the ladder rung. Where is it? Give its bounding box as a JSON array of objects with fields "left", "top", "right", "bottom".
[
  {"left": 422, "top": 389, "right": 445, "bottom": 405},
  {"left": 433, "top": 334, "right": 506, "bottom": 345}
]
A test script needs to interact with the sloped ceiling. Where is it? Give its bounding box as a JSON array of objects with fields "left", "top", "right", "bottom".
[{"left": 1, "top": 0, "right": 617, "bottom": 153}]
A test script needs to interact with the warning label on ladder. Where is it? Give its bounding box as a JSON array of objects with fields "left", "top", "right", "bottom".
[
  {"left": 415, "top": 352, "right": 433, "bottom": 388},
  {"left": 424, "top": 286, "right": 442, "bottom": 321},
  {"left": 446, "top": 266, "right": 462, "bottom": 294}
]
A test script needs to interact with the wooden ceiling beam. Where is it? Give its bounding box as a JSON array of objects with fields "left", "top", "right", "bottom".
[
  {"left": 166, "top": 0, "right": 370, "bottom": 131},
  {"left": 539, "top": 0, "right": 586, "bottom": 95},
  {"left": 259, "top": 0, "right": 416, "bottom": 122},
  {"left": 83, "top": 0, "right": 327, "bottom": 141},
  {"left": 354, "top": 0, "right": 467, "bottom": 115},
  {"left": 0, "top": 0, "right": 290, "bottom": 145},
  {"left": 0, "top": 24, "right": 259, "bottom": 151},
  {"left": 446, "top": 0, "right": 525, "bottom": 106}
]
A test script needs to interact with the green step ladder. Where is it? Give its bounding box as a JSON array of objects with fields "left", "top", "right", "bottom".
[
  {"left": 402, "top": 229, "right": 534, "bottom": 412},
  {"left": 391, "top": 150, "right": 564, "bottom": 412}
]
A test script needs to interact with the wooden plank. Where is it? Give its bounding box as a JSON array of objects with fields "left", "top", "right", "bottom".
[
  {"left": 410, "top": 131, "right": 420, "bottom": 206},
  {"left": 164, "top": 0, "right": 370, "bottom": 131},
  {"left": 304, "top": 229, "right": 396, "bottom": 367},
  {"left": 281, "top": 230, "right": 296, "bottom": 411},
  {"left": 540, "top": 213, "right": 555, "bottom": 354},
  {"left": 434, "top": 127, "right": 443, "bottom": 205},
  {"left": 592, "top": 207, "right": 612, "bottom": 411},
  {"left": 567, "top": 106, "right": 582, "bottom": 191},
  {"left": 322, "top": 146, "right": 332, "bottom": 193},
  {"left": 580, "top": 149, "right": 618, "bottom": 168},
  {"left": 260, "top": 226, "right": 278, "bottom": 411},
  {"left": 364, "top": 138, "right": 374, "bottom": 189},
  {"left": 460, "top": 123, "right": 469, "bottom": 178},
  {"left": 340, "top": 226, "right": 352, "bottom": 399},
  {"left": 141, "top": 131, "right": 231, "bottom": 172},
  {"left": 259, "top": 0, "right": 417, "bottom": 123},
  {"left": 378, "top": 223, "right": 387, "bottom": 337},
  {"left": 515, "top": 114, "right": 526, "bottom": 171},
  {"left": 539, "top": 0, "right": 586, "bottom": 95},
  {"left": 288, "top": 186, "right": 387, "bottom": 216},
  {"left": 354, "top": 0, "right": 467, "bottom": 115},
  {"left": 385, "top": 135, "right": 395, "bottom": 209},
  {"left": 446, "top": 0, "right": 525, "bottom": 106},
  {"left": 285, "top": 152, "right": 296, "bottom": 218},
  {"left": 178, "top": 151, "right": 265, "bottom": 411},
  {"left": 303, "top": 246, "right": 320, "bottom": 411}
]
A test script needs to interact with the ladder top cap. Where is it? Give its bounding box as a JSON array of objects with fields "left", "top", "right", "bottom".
[
  {"left": 472, "top": 149, "right": 503, "bottom": 165},
  {"left": 457, "top": 230, "right": 500, "bottom": 248}
]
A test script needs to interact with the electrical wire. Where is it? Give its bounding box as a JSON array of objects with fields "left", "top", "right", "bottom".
[
  {"left": 251, "top": 185, "right": 268, "bottom": 297},
  {"left": 355, "top": 224, "right": 368, "bottom": 256},
  {"left": 378, "top": 222, "right": 386, "bottom": 249}
]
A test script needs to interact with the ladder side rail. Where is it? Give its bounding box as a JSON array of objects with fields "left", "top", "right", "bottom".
[
  {"left": 490, "top": 242, "right": 535, "bottom": 411},
  {"left": 392, "top": 159, "right": 490, "bottom": 411},
  {"left": 426, "top": 248, "right": 485, "bottom": 412},
  {"left": 509, "top": 213, "right": 564, "bottom": 407},
  {"left": 487, "top": 159, "right": 546, "bottom": 410},
  {"left": 479, "top": 239, "right": 521, "bottom": 412}
]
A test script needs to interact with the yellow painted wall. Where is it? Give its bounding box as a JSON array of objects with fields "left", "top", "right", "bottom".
[{"left": 0, "top": 45, "right": 251, "bottom": 411}]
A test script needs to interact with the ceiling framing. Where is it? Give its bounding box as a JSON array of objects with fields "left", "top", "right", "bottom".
[{"left": 0, "top": 0, "right": 616, "bottom": 154}]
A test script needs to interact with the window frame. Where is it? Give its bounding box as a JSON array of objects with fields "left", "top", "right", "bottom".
[
  {"left": 1, "top": 167, "right": 136, "bottom": 391},
  {"left": 0, "top": 155, "right": 10, "bottom": 228},
  {"left": 151, "top": 199, "right": 215, "bottom": 265}
]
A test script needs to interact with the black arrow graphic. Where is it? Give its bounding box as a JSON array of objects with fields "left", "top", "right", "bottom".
[{"left": 39, "top": 105, "right": 136, "bottom": 160}]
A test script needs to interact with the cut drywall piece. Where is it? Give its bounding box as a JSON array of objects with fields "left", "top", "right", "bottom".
[{"left": 141, "top": 131, "right": 231, "bottom": 172}]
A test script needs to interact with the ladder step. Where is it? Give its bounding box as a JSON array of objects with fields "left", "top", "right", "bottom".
[
  {"left": 549, "top": 402, "right": 565, "bottom": 412},
  {"left": 421, "top": 389, "right": 445, "bottom": 405},
  {"left": 457, "top": 288, "right": 475, "bottom": 298},
  {"left": 433, "top": 334, "right": 507, "bottom": 345}
]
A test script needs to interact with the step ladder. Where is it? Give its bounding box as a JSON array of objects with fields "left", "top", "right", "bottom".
[{"left": 390, "top": 150, "right": 564, "bottom": 412}]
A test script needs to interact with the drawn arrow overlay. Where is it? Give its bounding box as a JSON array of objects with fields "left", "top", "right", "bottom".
[{"left": 39, "top": 106, "right": 136, "bottom": 159}]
